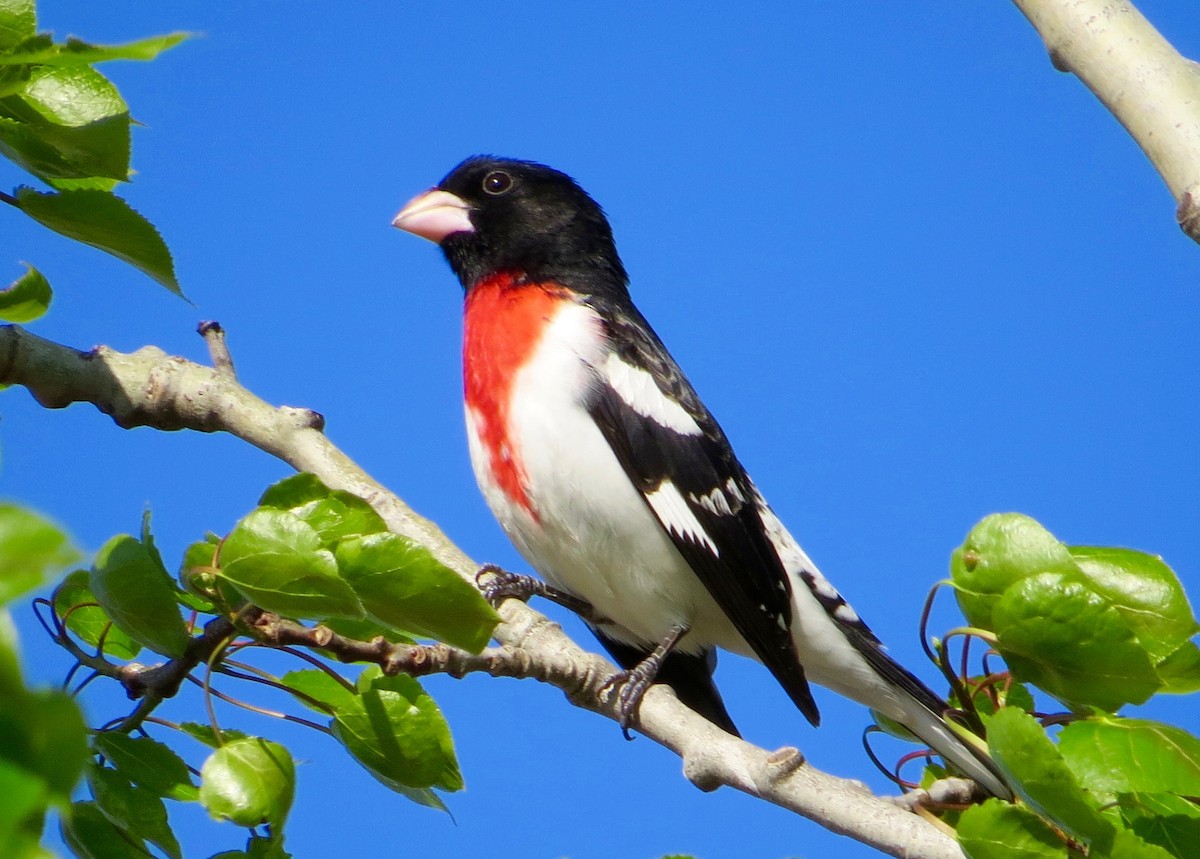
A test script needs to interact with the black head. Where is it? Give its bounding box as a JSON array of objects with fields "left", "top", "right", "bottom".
[{"left": 394, "top": 156, "right": 629, "bottom": 295}]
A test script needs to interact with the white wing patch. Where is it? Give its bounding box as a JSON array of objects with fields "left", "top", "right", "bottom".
[
  {"left": 603, "top": 353, "right": 703, "bottom": 436},
  {"left": 690, "top": 486, "right": 733, "bottom": 516},
  {"left": 646, "top": 480, "right": 719, "bottom": 554}
]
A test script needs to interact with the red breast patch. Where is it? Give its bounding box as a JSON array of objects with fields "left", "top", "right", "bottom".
[{"left": 463, "top": 272, "right": 569, "bottom": 519}]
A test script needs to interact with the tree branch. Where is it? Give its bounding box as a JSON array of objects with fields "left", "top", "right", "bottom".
[
  {"left": 0, "top": 322, "right": 963, "bottom": 859},
  {"left": 1011, "top": 0, "right": 1200, "bottom": 244}
]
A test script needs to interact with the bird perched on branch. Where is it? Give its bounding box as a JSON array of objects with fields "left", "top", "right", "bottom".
[{"left": 393, "top": 156, "right": 1011, "bottom": 799}]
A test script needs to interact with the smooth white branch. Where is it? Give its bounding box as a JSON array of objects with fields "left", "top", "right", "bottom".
[{"left": 1012, "top": 0, "right": 1200, "bottom": 243}]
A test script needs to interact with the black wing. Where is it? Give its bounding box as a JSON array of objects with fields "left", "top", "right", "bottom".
[{"left": 585, "top": 298, "right": 820, "bottom": 726}]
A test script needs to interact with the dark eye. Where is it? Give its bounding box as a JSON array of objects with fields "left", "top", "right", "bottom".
[{"left": 482, "top": 170, "right": 513, "bottom": 195}]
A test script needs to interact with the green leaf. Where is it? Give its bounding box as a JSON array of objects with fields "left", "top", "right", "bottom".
[
  {"left": 258, "top": 473, "right": 387, "bottom": 546},
  {"left": 92, "top": 733, "right": 194, "bottom": 800},
  {"left": 333, "top": 667, "right": 462, "bottom": 793},
  {"left": 0, "top": 686, "right": 87, "bottom": 800},
  {"left": 218, "top": 509, "right": 363, "bottom": 620},
  {"left": 336, "top": 532, "right": 498, "bottom": 652},
  {"left": 53, "top": 569, "right": 140, "bottom": 660},
  {"left": 179, "top": 533, "right": 220, "bottom": 609},
  {"left": 0, "top": 608, "right": 20, "bottom": 692},
  {"left": 278, "top": 669, "right": 356, "bottom": 714},
  {"left": 87, "top": 766, "right": 180, "bottom": 859},
  {"left": 1058, "top": 719, "right": 1200, "bottom": 802},
  {"left": 199, "top": 738, "right": 294, "bottom": 829},
  {"left": 992, "top": 571, "right": 1160, "bottom": 712},
  {"left": 1118, "top": 792, "right": 1200, "bottom": 859},
  {"left": 988, "top": 709, "right": 1113, "bottom": 848},
  {"left": 1069, "top": 547, "right": 1199, "bottom": 664},
  {"left": 1155, "top": 642, "right": 1200, "bottom": 694},
  {"left": 0, "top": 502, "right": 78, "bottom": 606},
  {"left": 61, "top": 801, "right": 146, "bottom": 859},
  {"left": 257, "top": 473, "right": 333, "bottom": 508},
  {"left": 90, "top": 534, "right": 189, "bottom": 657},
  {"left": 0, "top": 263, "right": 49, "bottom": 322},
  {"left": 951, "top": 514, "right": 1079, "bottom": 631},
  {"left": 1106, "top": 828, "right": 1182, "bottom": 859},
  {"left": 0, "top": 0, "right": 35, "bottom": 53},
  {"left": 0, "top": 33, "right": 189, "bottom": 66},
  {"left": 957, "top": 799, "right": 1068, "bottom": 859},
  {"left": 177, "top": 722, "right": 250, "bottom": 750},
  {"left": 13, "top": 188, "right": 179, "bottom": 294},
  {"left": 0, "top": 64, "right": 129, "bottom": 181},
  {"left": 0, "top": 758, "right": 49, "bottom": 855}
]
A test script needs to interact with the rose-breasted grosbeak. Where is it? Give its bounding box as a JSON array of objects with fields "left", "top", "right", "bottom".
[{"left": 393, "top": 156, "right": 1010, "bottom": 798}]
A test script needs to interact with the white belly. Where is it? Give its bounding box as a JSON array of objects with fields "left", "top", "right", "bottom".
[{"left": 465, "top": 302, "right": 748, "bottom": 656}]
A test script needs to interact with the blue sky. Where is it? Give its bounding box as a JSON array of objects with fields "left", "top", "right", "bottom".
[{"left": 6, "top": 2, "right": 1200, "bottom": 857}]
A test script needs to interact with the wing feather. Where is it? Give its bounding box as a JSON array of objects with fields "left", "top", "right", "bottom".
[{"left": 586, "top": 301, "right": 820, "bottom": 725}]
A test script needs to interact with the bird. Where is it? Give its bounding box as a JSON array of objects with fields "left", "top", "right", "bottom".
[{"left": 392, "top": 155, "right": 1011, "bottom": 798}]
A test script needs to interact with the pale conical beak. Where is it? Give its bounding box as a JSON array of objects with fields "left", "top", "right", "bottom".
[{"left": 392, "top": 189, "right": 474, "bottom": 243}]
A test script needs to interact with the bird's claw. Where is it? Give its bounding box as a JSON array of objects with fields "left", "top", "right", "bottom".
[
  {"left": 475, "top": 564, "right": 540, "bottom": 607},
  {"left": 599, "top": 662, "right": 657, "bottom": 740}
]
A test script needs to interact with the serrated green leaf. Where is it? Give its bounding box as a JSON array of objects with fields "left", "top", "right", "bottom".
[
  {"left": 1069, "top": 547, "right": 1199, "bottom": 664},
  {"left": 87, "top": 766, "right": 180, "bottom": 859},
  {"left": 177, "top": 722, "right": 250, "bottom": 750},
  {"left": 92, "top": 733, "right": 193, "bottom": 800},
  {"left": 951, "top": 514, "right": 1079, "bottom": 631},
  {"left": 957, "top": 799, "right": 1068, "bottom": 859},
  {"left": 1118, "top": 792, "right": 1200, "bottom": 859},
  {"left": 0, "top": 1, "right": 35, "bottom": 53},
  {"left": 1003, "top": 681, "right": 1037, "bottom": 714},
  {"left": 336, "top": 532, "right": 498, "bottom": 652},
  {"left": 0, "top": 502, "right": 78, "bottom": 605},
  {"left": 219, "top": 509, "right": 363, "bottom": 620},
  {"left": 1154, "top": 641, "right": 1200, "bottom": 695},
  {"left": 992, "top": 571, "right": 1160, "bottom": 712},
  {"left": 46, "top": 174, "right": 118, "bottom": 191},
  {"left": 0, "top": 263, "right": 49, "bottom": 322},
  {"left": 13, "top": 188, "right": 179, "bottom": 293},
  {"left": 53, "top": 569, "right": 140, "bottom": 660},
  {"left": 199, "top": 738, "right": 294, "bottom": 829},
  {"left": 0, "top": 64, "right": 129, "bottom": 182},
  {"left": 1107, "top": 828, "right": 1181, "bottom": 859},
  {"left": 278, "top": 669, "right": 356, "bottom": 714},
  {"left": 0, "top": 686, "right": 87, "bottom": 800},
  {"left": 61, "top": 801, "right": 145, "bottom": 859},
  {"left": 988, "top": 708, "right": 1113, "bottom": 848},
  {"left": 90, "top": 534, "right": 189, "bottom": 657},
  {"left": 0, "top": 32, "right": 189, "bottom": 66},
  {"left": 333, "top": 667, "right": 462, "bottom": 793},
  {"left": 1059, "top": 719, "right": 1200, "bottom": 803}
]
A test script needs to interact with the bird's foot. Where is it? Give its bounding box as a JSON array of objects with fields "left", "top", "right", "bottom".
[
  {"left": 475, "top": 564, "right": 608, "bottom": 623},
  {"left": 475, "top": 564, "right": 540, "bottom": 605},
  {"left": 598, "top": 624, "right": 690, "bottom": 740},
  {"left": 599, "top": 660, "right": 660, "bottom": 740}
]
